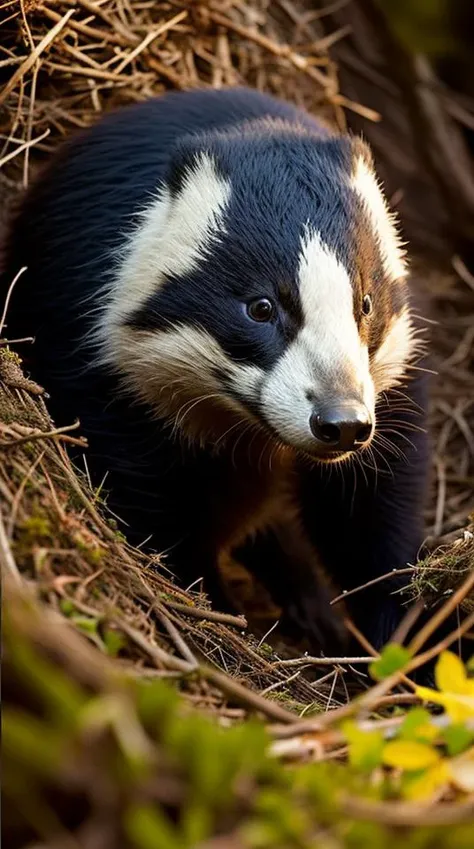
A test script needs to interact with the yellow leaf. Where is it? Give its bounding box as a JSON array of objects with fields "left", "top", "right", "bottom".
[
  {"left": 414, "top": 722, "right": 439, "bottom": 743},
  {"left": 382, "top": 740, "right": 440, "bottom": 771},
  {"left": 435, "top": 652, "right": 468, "bottom": 694},
  {"left": 403, "top": 762, "right": 450, "bottom": 801},
  {"left": 415, "top": 686, "right": 474, "bottom": 723}
]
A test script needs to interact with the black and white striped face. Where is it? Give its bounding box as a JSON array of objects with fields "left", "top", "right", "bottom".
[{"left": 99, "top": 125, "right": 416, "bottom": 459}]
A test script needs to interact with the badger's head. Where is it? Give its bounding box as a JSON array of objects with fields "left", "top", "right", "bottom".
[{"left": 100, "top": 121, "right": 418, "bottom": 460}]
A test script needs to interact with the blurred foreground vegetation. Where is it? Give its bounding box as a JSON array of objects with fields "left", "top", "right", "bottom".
[{"left": 3, "top": 581, "right": 474, "bottom": 849}]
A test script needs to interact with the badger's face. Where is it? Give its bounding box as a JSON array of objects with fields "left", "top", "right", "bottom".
[{"left": 100, "top": 124, "right": 416, "bottom": 460}]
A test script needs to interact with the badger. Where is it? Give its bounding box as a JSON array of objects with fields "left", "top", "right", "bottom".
[{"left": 2, "top": 87, "right": 429, "bottom": 651}]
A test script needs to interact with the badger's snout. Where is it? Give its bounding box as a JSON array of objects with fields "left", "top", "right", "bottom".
[{"left": 309, "top": 401, "right": 373, "bottom": 453}]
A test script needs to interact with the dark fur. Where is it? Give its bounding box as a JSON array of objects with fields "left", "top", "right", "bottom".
[{"left": 1, "top": 88, "right": 430, "bottom": 651}]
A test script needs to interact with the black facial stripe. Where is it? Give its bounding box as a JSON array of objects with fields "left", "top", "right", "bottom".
[
  {"left": 125, "top": 236, "right": 305, "bottom": 370},
  {"left": 277, "top": 282, "right": 304, "bottom": 325}
]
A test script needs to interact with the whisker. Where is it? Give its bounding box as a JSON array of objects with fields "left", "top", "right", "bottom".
[
  {"left": 402, "top": 363, "right": 437, "bottom": 376},
  {"left": 379, "top": 418, "right": 427, "bottom": 434},
  {"left": 353, "top": 448, "right": 369, "bottom": 488},
  {"left": 373, "top": 432, "right": 409, "bottom": 462},
  {"left": 173, "top": 393, "right": 222, "bottom": 434},
  {"left": 232, "top": 420, "right": 260, "bottom": 468},
  {"left": 378, "top": 428, "right": 418, "bottom": 452},
  {"left": 377, "top": 406, "right": 423, "bottom": 419},
  {"left": 214, "top": 418, "right": 249, "bottom": 449},
  {"left": 386, "top": 387, "right": 424, "bottom": 412},
  {"left": 369, "top": 442, "right": 395, "bottom": 476},
  {"left": 360, "top": 444, "right": 381, "bottom": 482}
]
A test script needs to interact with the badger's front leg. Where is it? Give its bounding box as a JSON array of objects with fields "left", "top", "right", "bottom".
[
  {"left": 237, "top": 521, "right": 347, "bottom": 653},
  {"left": 272, "top": 521, "right": 347, "bottom": 652},
  {"left": 301, "top": 378, "right": 430, "bottom": 650}
]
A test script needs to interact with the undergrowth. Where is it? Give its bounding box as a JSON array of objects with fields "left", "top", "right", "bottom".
[{"left": 3, "top": 582, "right": 474, "bottom": 849}]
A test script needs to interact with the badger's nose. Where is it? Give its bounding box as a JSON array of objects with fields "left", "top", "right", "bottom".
[{"left": 310, "top": 403, "right": 373, "bottom": 452}]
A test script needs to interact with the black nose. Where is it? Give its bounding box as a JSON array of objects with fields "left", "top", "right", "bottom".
[{"left": 310, "top": 404, "right": 373, "bottom": 452}]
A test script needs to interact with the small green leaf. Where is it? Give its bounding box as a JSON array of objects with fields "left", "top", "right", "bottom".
[
  {"left": 2, "top": 709, "right": 62, "bottom": 776},
  {"left": 399, "top": 707, "right": 438, "bottom": 743},
  {"left": 103, "top": 627, "right": 126, "bottom": 657},
  {"left": 8, "top": 636, "right": 86, "bottom": 724},
  {"left": 369, "top": 643, "right": 412, "bottom": 680},
  {"left": 343, "top": 721, "right": 385, "bottom": 772},
  {"left": 255, "top": 790, "right": 311, "bottom": 841},
  {"left": 443, "top": 724, "right": 474, "bottom": 757},
  {"left": 181, "top": 801, "right": 213, "bottom": 846},
  {"left": 124, "top": 804, "right": 181, "bottom": 849},
  {"left": 59, "top": 599, "right": 75, "bottom": 617},
  {"left": 72, "top": 615, "right": 99, "bottom": 636},
  {"left": 136, "top": 678, "right": 178, "bottom": 731}
]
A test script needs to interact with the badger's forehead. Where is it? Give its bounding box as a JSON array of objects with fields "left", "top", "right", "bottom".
[{"left": 166, "top": 131, "right": 406, "bottom": 292}]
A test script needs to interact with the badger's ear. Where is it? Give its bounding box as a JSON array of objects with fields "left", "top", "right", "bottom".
[
  {"left": 349, "top": 136, "right": 407, "bottom": 282},
  {"left": 349, "top": 136, "right": 375, "bottom": 172}
]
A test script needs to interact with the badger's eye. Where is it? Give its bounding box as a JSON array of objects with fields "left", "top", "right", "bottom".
[
  {"left": 247, "top": 298, "right": 274, "bottom": 322},
  {"left": 362, "top": 294, "right": 373, "bottom": 317}
]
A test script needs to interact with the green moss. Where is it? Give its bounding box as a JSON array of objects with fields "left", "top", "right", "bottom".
[
  {"left": 266, "top": 690, "right": 319, "bottom": 715},
  {"left": 81, "top": 544, "right": 105, "bottom": 565},
  {"left": 257, "top": 643, "right": 274, "bottom": 659},
  {"left": 16, "top": 515, "right": 52, "bottom": 545},
  {"left": 0, "top": 347, "right": 22, "bottom": 365},
  {"left": 160, "top": 592, "right": 183, "bottom": 604}
]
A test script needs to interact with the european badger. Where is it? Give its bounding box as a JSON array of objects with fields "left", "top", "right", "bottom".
[{"left": 2, "top": 88, "right": 428, "bottom": 650}]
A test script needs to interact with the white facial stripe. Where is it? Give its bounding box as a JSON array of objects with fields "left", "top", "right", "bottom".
[
  {"left": 111, "top": 322, "right": 263, "bottom": 438},
  {"left": 261, "top": 228, "right": 375, "bottom": 449},
  {"left": 99, "top": 153, "right": 231, "bottom": 353},
  {"left": 372, "top": 308, "right": 417, "bottom": 393},
  {"left": 298, "top": 227, "right": 363, "bottom": 374},
  {"left": 351, "top": 155, "right": 407, "bottom": 282},
  {"left": 260, "top": 343, "right": 317, "bottom": 446}
]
